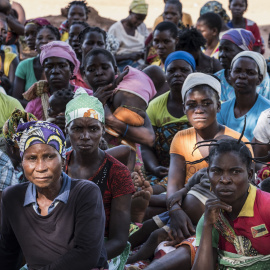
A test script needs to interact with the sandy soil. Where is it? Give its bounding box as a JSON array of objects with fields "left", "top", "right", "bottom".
[{"left": 15, "top": 0, "right": 270, "bottom": 57}]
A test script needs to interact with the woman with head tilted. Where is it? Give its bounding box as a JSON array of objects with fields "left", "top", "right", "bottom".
[
  {"left": 215, "top": 28, "right": 270, "bottom": 101},
  {"left": 0, "top": 120, "right": 107, "bottom": 269},
  {"left": 192, "top": 138, "right": 270, "bottom": 270}
]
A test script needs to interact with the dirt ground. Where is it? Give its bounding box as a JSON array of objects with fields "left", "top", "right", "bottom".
[{"left": 16, "top": 0, "right": 270, "bottom": 57}]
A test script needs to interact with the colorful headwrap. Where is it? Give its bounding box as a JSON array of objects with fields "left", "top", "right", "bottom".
[
  {"left": 14, "top": 121, "right": 66, "bottom": 159},
  {"left": 182, "top": 72, "right": 221, "bottom": 101},
  {"left": 65, "top": 88, "right": 105, "bottom": 126},
  {"left": 3, "top": 109, "right": 38, "bottom": 147},
  {"left": 164, "top": 51, "right": 196, "bottom": 72},
  {"left": 40, "top": 41, "right": 80, "bottom": 75},
  {"left": 231, "top": 51, "right": 267, "bottom": 80},
  {"left": 221, "top": 29, "right": 255, "bottom": 51},
  {"left": 129, "top": 0, "right": 148, "bottom": 15},
  {"left": 24, "top": 18, "right": 51, "bottom": 27},
  {"left": 200, "top": 1, "right": 230, "bottom": 24}
]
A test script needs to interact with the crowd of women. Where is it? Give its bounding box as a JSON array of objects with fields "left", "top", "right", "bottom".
[{"left": 0, "top": 0, "right": 270, "bottom": 269}]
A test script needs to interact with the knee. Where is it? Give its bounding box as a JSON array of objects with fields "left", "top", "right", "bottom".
[{"left": 150, "top": 228, "right": 168, "bottom": 243}]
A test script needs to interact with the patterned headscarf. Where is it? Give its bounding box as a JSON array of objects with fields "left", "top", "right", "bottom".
[
  {"left": 14, "top": 121, "right": 66, "bottom": 159},
  {"left": 65, "top": 88, "right": 105, "bottom": 126},
  {"left": 221, "top": 29, "right": 255, "bottom": 51},
  {"left": 40, "top": 41, "right": 80, "bottom": 75},
  {"left": 24, "top": 18, "right": 51, "bottom": 27},
  {"left": 3, "top": 109, "right": 38, "bottom": 147},
  {"left": 200, "top": 1, "right": 230, "bottom": 23},
  {"left": 129, "top": 0, "right": 148, "bottom": 15}
]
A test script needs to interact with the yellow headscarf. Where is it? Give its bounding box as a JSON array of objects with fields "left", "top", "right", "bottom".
[{"left": 129, "top": 0, "right": 148, "bottom": 15}]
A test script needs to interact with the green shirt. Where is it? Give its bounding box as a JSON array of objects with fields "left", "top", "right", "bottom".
[
  {"left": 15, "top": 57, "right": 37, "bottom": 92},
  {"left": 147, "top": 91, "right": 188, "bottom": 127},
  {"left": 0, "top": 93, "right": 24, "bottom": 137}
]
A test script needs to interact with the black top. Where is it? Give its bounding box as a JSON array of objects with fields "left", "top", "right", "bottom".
[{"left": 0, "top": 174, "right": 108, "bottom": 270}]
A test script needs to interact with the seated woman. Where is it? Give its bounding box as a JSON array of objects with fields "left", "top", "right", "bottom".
[
  {"left": 227, "top": 0, "right": 262, "bottom": 53},
  {"left": 196, "top": 12, "right": 222, "bottom": 59},
  {"left": 176, "top": 27, "right": 222, "bottom": 74},
  {"left": 64, "top": 90, "right": 135, "bottom": 269},
  {"left": 22, "top": 18, "right": 51, "bottom": 59},
  {"left": 217, "top": 51, "right": 270, "bottom": 141},
  {"left": 0, "top": 121, "right": 108, "bottom": 269},
  {"left": 108, "top": 0, "right": 148, "bottom": 71},
  {"left": 24, "top": 41, "right": 92, "bottom": 121},
  {"left": 59, "top": 0, "right": 90, "bottom": 42},
  {"left": 142, "top": 51, "right": 195, "bottom": 195},
  {"left": 13, "top": 25, "right": 60, "bottom": 107},
  {"left": 150, "top": 21, "right": 178, "bottom": 70},
  {"left": 126, "top": 73, "right": 252, "bottom": 269},
  {"left": 193, "top": 138, "right": 270, "bottom": 270},
  {"left": 214, "top": 28, "right": 270, "bottom": 101}
]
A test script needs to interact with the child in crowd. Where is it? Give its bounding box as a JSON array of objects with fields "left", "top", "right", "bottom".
[
  {"left": 83, "top": 48, "right": 156, "bottom": 151},
  {"left": 59, "top": 0, "right": 90, "bottom": 42},
  {"left": 68, "top": 21, "right": 89, "bottom": 88},
  {"left": 47, "top": 88, "right": 74, "bottom": 122},
  {"left": 196, "top": 12, "right": 222, "bottom": 58},
  {"left": 227, "top": 0, "right": 263, "bottom": 53},
  {"left": 68, "top": 21, "right": 89, "bottom": 62}
]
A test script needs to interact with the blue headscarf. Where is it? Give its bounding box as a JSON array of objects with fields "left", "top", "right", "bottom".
[{"left": 164, "top": 51, "right": 196, "bottom": 72}]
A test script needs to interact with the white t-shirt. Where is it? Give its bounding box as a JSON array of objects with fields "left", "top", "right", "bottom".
[
  {"left": 253, "top": 108, "right": 270, "bottom": 143},
  {"left": 108, "top": 21, "right": 145, "bottom": 55}
]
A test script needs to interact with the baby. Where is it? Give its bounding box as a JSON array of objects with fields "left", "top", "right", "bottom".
[
  {"left": 47, "top": 88, "right": 74, "bottom": 122},
  {"left": 106, "top": 66, "right": 157, "bottom": 151}
]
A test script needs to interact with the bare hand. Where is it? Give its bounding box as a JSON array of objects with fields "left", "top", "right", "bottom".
[
  {"left": 204, "top": 199, "right": 232, "bottom": 226},
  {"left": 153, "top": 166, "right": 169, "bottom": 179},
  {"left": 168, "top": 208, "right": 196, "bottom": 245},
  {"left": 94, "top": 68, "right": 129, "bottom": 105},
  {"left": 167, "top": 188, "right": 187, "bottom": 210}
]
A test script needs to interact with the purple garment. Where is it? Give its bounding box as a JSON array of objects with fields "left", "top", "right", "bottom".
[
  {"left": 25, "top": 85, "right": 93, "bottom": 120},
  {"left": 14, "top": 121, "right": 66, "bottom": 158}
]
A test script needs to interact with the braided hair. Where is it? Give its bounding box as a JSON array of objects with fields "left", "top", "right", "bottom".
[
  {"left": 66, "top": 0, "right": 91, "bottom": 18},
  {"left": 36, "top": 25, "right": 61, "bottom": 40}
]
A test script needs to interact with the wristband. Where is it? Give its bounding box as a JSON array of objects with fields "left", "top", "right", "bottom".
[{"left": 123, "top": 124, "right": 129, "bottom": 137}]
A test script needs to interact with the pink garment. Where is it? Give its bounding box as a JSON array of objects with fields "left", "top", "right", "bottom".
[
  {"left": 70, "top": 69, "right": 90, "bottom": 89},
  {"left": 25, "top": 86, "right": 93, "bottom": 120},
  {"left": 40, "top": 41, "right": 80, "bottom": 75},
  {"left": 116, "top": 66, "right": 156, "bottom": 105}
]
